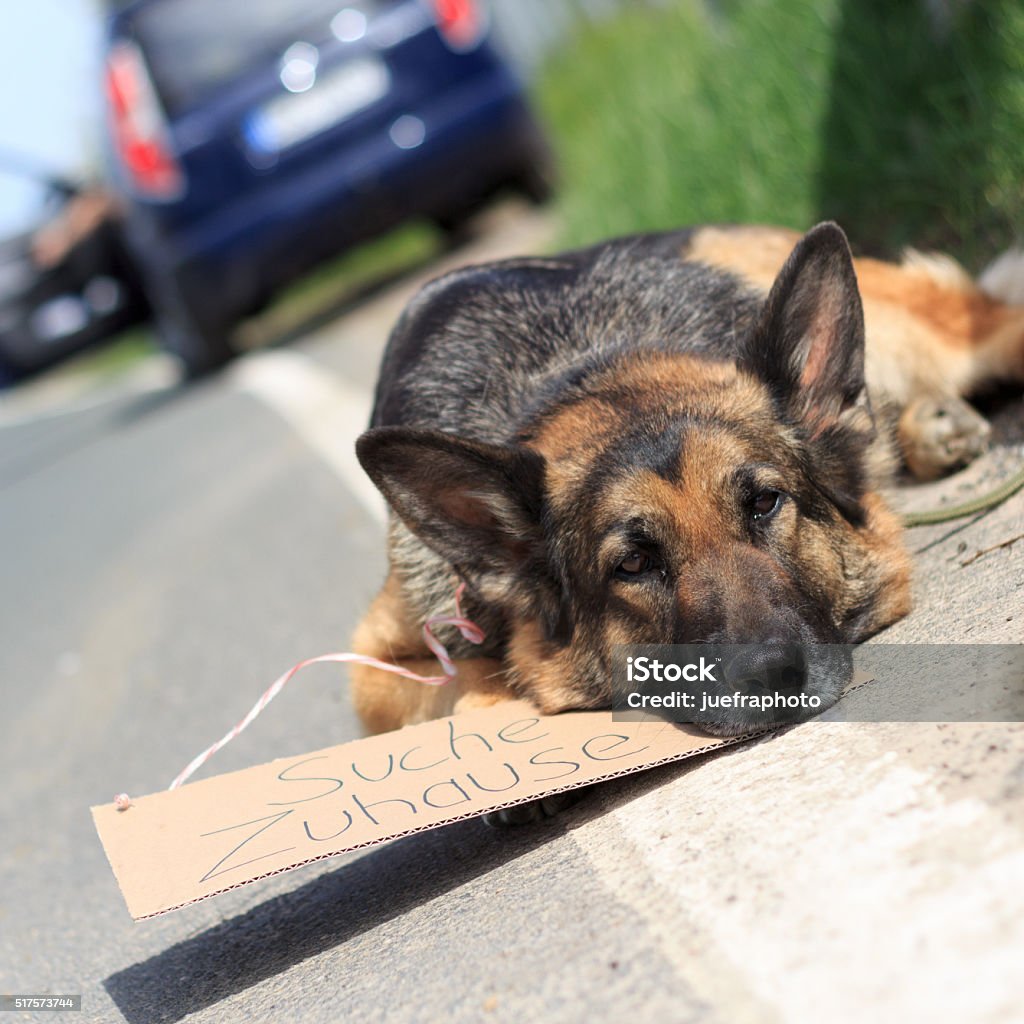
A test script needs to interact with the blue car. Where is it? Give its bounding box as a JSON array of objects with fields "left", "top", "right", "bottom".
[{"left": 102, "top": 0, "right": 553, "bottom": 376}]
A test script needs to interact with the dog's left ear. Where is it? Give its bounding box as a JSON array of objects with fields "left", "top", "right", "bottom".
[
  {"left": 741, "top": 221, "right": 866, "bottom": 432},
  {"left": 356, "top": 426, "right": 546, "bottom": 603}
]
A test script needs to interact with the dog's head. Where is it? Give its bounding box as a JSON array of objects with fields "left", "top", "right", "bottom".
[{"left": 357, "top": 223, "right": 911, "bottom": 732}]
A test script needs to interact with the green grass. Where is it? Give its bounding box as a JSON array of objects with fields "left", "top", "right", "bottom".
[{"left": 536, "top": 0, "right": 1024, "bottom": 269}]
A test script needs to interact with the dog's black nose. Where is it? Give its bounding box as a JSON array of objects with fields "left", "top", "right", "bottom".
[{"left": 724, "top": 643, "right": 807, "bottom": 697}]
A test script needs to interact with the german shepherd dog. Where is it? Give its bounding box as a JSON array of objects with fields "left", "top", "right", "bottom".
[{"left": 351, "top": 223, "right": 1023, "bottom": 752}]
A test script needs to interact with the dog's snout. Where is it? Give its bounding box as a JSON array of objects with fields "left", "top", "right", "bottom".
[{"left": 724, "top": 643, "right": 808, "bottom": 696}]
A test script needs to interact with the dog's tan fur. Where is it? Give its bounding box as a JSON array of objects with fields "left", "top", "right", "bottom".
[{"left": 687, "top": 225, "right": 1024, "bottom": 411}]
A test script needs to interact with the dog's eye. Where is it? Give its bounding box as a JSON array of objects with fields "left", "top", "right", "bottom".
[
  {"left": 617, "top": 551, "right": 652, "bottom": 576},
  {"left": 750, "top": 490, "right": 783, "bottom": 520}
]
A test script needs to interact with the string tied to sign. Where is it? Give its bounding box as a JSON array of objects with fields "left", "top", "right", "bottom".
[{"left": 113, "top": 582, "right": 484, "bottom": 809}]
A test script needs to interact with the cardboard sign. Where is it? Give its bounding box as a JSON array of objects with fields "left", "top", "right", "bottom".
[{"left": 93, "top": 681, "right": 870, "bottom": 920}]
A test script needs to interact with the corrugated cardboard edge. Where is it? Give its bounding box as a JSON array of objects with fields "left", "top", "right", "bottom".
[{"left": 93, "top": 672, "right": 877, "bottom": 920}]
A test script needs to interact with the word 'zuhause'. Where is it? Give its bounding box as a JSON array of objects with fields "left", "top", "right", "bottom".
[{"left": 197, "top": 717, "right": 649, "bottom": 886}]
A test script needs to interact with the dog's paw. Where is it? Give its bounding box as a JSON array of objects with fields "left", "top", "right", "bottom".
[
  {"left": 482, "top": 790, "right": 586, "bottom": 828},
  {"left": 898, "top": 396, "right": 991, "bottom": 481}
]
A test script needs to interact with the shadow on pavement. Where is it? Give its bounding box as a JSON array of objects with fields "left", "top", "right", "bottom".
[
  {"left": 103, "top": 811, "right": 565, "bottom": 1023},
  {"left": 0, "top": 382, "right": 194, "bottom": 491}
]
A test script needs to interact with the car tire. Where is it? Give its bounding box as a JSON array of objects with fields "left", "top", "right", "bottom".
[
  {"left": 515, "top": 156, "right": 556, "bottom": 206},
  {"left": 148, "top": 270, "right": 237, "bottom": 380},
  {"left": 514, "top": 121, "right": 557, "bottom": 206},
  {"left": 433, "top": 208, "right": 479, "bottom": 246}
]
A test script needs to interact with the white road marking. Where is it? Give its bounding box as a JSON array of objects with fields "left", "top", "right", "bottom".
[{"left": 229, "top": 349, "right": 387, "bottom": 524}]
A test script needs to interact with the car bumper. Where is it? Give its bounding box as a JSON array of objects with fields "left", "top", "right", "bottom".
[{"left": 138, "top": 73, "right": 541, "bottom": 315}]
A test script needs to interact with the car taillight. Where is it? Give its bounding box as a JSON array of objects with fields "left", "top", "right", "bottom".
[
  {"left": 105, "top": 42, "right": 183, "bottom": 201},
  {"left": 431, "top": 0, "right": 484, "bottom": 51}
]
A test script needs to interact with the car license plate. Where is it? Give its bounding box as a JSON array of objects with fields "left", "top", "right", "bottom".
[{"left": 247, "top": 57, "right": 390, "bottom": 154}]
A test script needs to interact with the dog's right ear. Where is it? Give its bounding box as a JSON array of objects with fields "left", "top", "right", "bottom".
[
  {"left": 356, "top": 426, "right": 546, "bottom": 599},
  {"left": 741, "top": 222, "right": 873, "bottom": 522},
  {"left": 741, "top": 221, "right": 866, "bottom": 433}
]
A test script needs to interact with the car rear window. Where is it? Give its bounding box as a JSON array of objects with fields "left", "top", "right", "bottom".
[{"left": 127, "top": 0, "right": 388, "bottom": 114}]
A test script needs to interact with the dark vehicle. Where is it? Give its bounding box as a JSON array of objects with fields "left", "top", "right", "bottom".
[
  {"left": 102, "top": 0, "right": 553, "bottom": 377},
  {"left": 0, "top": 170, "right": 148, "bottom": 383}
]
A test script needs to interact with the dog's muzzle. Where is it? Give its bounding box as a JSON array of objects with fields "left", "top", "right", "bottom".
[
  {"left": 723, "top": 642, "right": 807, "bottom": 697},
  {"left": 693, "top": 642, "right": 851, "bottom": 736}
]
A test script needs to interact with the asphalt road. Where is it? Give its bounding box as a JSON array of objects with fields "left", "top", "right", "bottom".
[{"left": 1, "top": 204, "right": 1022, "bottom": 1024}]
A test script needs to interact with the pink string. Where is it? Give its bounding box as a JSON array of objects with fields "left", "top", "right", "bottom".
[{"left": 113, "top": 583, "right": 484, "bottom": 805}]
